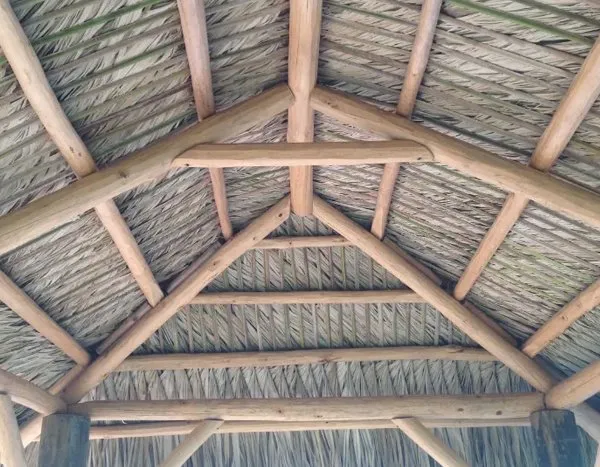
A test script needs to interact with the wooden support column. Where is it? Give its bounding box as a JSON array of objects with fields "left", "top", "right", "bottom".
[
  {"left": 287, "top": 0, "right": 322, "bottom": 215},
  {"left": 159, "top": 420, "right": 223, "bottom": 467},
  {"left": 38, "top": 414, "right": 90, "bottom": 467},
  {"left": 0, "top": 393, "right": 26, "bottom": 467},
  {"left": 371, "top": 0, "right": 442, "bottom": 239},
  {"left": 530, "top": 410, "right": 584, "bottom": 467},
  {"left": 392, "top": 417, "right": 468, "bottom": 467},
  {"left": 177, "top": 0, "right": 233, "bottom": 240}
]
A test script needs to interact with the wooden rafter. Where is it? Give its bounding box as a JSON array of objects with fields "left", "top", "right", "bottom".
[
  {"left": 0, "top": 0, "right": 163, "bottom": 305},
  {"left": 0, "top": 393, "right": 26, "bottom": 467},
  {"left": 159, "top": 420, "right": 223, "bottom": 467},
  {"left": 392, "top": 417, "right": 468, "bottom": 467},
  {"left": 177, "top": 0, "right": 232, "bottom": 240},
  {"left": 174, "top": 140, "right": 433, "bottom": 167},
  {"left": 453, "top": 37, "right": 600, "bottom": 301},
  {"left": 522, "top": 279, "right": 600, "bottom": 357},
  {"left": 86, "top": 418, "right": 532, "bottom": 440},
  {"left": 0, "top": 271, "right": 90, "bottom": 365},
  {"left": 0, "top": 85, "right": 293, "bottom": 257},
  {"left": 310, "top": 86, "right": 600, "bottom": 230},
  {"left": 115, "top": 346, "right": 494, "bottom": 372},
  {"left": 371, "top": 0, "right": 443, "bottom": 239},
  {"left": 0, "top": 368, "right": 66, "bottom": 415},
  {"left": 287, "top": 0, "right": 322, "bottom": 215},
  {"left": 69, "top": 393, "right": 544, "bottom": 422},
  {"left": 546, "top": 361, "right": 600, "bottom": 410}
]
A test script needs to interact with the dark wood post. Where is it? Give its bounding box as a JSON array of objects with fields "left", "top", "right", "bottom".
[
  {"left": 530, "top": 409, "right": 584, "bottom": 467},
  {"left": 38, "top": 413, "right": 90, "bottom": 467}
]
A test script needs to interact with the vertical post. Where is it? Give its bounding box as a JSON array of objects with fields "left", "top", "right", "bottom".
[
  {"left": 38, "top": 413, "right": 90, "bottom": 467},
  {"left": 530, "top": 409, "right": 584, "bottom": 467},
  {"left": 0, "top": 393, "right": 27, "bottom": 467}
]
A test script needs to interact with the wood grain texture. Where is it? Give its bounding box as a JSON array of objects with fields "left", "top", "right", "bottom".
[
  {"left": 312, "top": 196, "right": 556, "bottom": 393},
  {"left": 191, "top": 289, "right": 426, "bottom": 305},
  {"left": 530, "top": 410, "right": 584, "bottom": 467},
  {"left": 372, "top": 0, "right": 442, "bottom": 239},
  {"left": 175, "top": 140, "right": 433, "bottom": 167},
  {"left": 116, "top": 346, "right": 495, "bottom": 372},
  {"left": 0, "top": 271, "right": 90, "bottom": 365},
  {"left": 522, "top": 279, "right": 600, "bottom": 357},
  {"left": 68, "top": 393, "right": 544, "bottom": 422},
  {"left": 159, "top": 420, "right": 223, "bottom": 467},
  {"left": 0, "top": 394, "right": 26, "bottom": 467},
  {"left": 547, "top": 361, "right": 600, "bottom": 409},
  {"left": 392, "top": 417, "right": 468, "bottom": 467},
  {"left": 0, "top": 368, "right": 66, "bottom": 415},
  {"left": 38, "top": 414, "right": 90, "bottom": 467},
  {"left": 311, "top": 87, "right": 600, "bottom": 230},
  {"left": 287, "top": 0, "right": 323, "bottom": 215},
  {"left": 0, "top": 85, "right": 292, "bottom": 257}
]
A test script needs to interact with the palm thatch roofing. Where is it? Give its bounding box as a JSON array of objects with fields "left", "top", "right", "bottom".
[{"left": 1, "top": 0, "right": 600, "bottom": 465}]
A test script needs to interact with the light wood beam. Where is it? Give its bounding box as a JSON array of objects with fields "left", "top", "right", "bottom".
[
  {"left": 310, "top": 86, "right": 600, "bottom": 231},
  {"left": 87, "top": 418, "right": 531, "bottom": 440},
  {"left": 177, "top": 0, "right": 232, "bottom": 240},
  {"left": 312, "top": 195, "right": 555, "bottom": 392},
  {"left": 522, "top": 279, "right": 600, "bottom": 357},
  {"left": 175, "top": 140, "right": 433, "bottom": 167},
  {"left": 0, "top": 85, "right": 292, "bottom": 257},
  {"left": 371, "top": 0, "right": 442, "bottom": 239},
  {"left": 546, "top": 361, "right": 600, "bottom": 409},
  {"left": 392, "top": 417, "right": 468, "bottom": 467},
  {"left": 191, "top": 289, "right": 425, "bottom": 305},
  {"left": 454, "top": 37, "right": 600, "bottom": 300},
  {"left": 0, "top": 368, "right": 66, "bottom": 415},
  {"left": 0, "top": 393, "right": 26, "bottom": 467},
  {"left": 159, "top": 420, "right": 223, "bottom": 467},
  {"left": 0, "top": 0, "right": 163, "bottom": 305},
  {"left": 254, "top": 235, "right": 350, "bottom": 249},
  {"left": 68, "top": 393, "right": 544, "bottom": 422},
  {"left": 287, "top": 0, "right": 322, "bottom": 215},
  {"left": 115, "top": 346, "right": 494, "bottom": 372},
  {"left": 0, "top": 271, "right": 90, "bottom": 365}
]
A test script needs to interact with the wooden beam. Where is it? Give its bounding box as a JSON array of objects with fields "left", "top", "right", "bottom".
[
  {"left": 0, "top": 393, "right": 26, "bottom": 467},
  {"left": 191, "top": 289, "right": 426, "bottom": 305},
  {"left": 254, "top": 235, "right": 351, "bottom": 249},
  {"left": 312, "top": 196, "right": 555, "bottom": 392},
  {"left": 287, "top": 0, "right": 322, "bottom": 215},
  {"left": 177, "top": 0, "right": 232, "bottom": 240},
  {"left": 530, "top": 410, "right": 584, "bottom": 467},
  {"left": 87, "top": 418, "right": 531, "bottom": 440},
  {"left": 68, "top": 393, "right": 544, "bottom": 422},
  {"left": 463, "top": 301, "right": 517, "bottom": 347},
  {"left": 0, "top": 271, "right": 90, "bottom": 365},
  {"left": 174, "top": 141, "right": 433, "bottom": 167},
  {"left": 310, "top": 87, "right": 600, "bottom": 231},
  {"left": 59, "top": 197, "right": 290, "bottom": 404},
  {"left": 392, "top": 417, "right": 468, "bottom": 467},
  {"left": 0, "top": 0, "right": 163, "bottom": 306},
  {"left": 546, "top": 361, "right": 600, "bottom": 409},
  {"left": 159, "top": 420, "right": 223, "bottom": 467},
  {"left": 522, "top": 279, "right": 600, "bottom": 357},
  {"left": 371, "top": 0, "right": 442, "bottom": 239},
  {"left": 453, "top": 37, "right": 600, "bottom": 300},
  {"left": 38, "top": 414, "right": 90, "bottom": 467},
  {"left": 0, "top": 85, "right": 292, "bottom": 257},
  {"left": 0, "top": 368, "right": 66, "bottom": 415},
  {"left": 115, "top": 346, "right": 495, "bottom": 372}
]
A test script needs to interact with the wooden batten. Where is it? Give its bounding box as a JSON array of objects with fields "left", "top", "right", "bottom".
[
  {"left": 254, "top": 235, "right": 351, "bottom": 249},
  {"left": 287, "top": 0, "right": 322, "bottom": 215},
  {"left": 115, "top": 346, "right": 495, "bottom": 372},
  {"left": 68, "top": 393, "right": 544, "bottom": 422}
]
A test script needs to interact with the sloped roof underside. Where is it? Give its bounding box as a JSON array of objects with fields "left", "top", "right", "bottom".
[{"left": 0, "top": 0, "right": 599, "bottom": 465}]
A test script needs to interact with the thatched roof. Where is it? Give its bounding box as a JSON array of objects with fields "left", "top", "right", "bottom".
[{"left": 1, "top": 0, "right": 600, "bottom": 465}]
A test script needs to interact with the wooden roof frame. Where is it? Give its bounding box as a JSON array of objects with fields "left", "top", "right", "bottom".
[{"left": 0, "top": 0, "right": 599, "bottom": 465}]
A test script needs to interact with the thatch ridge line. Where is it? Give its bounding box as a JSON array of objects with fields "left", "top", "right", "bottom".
[
  {"left": 454, "top": 36, "right": 600, "bottom": 301},
  {"left": 371, "top": 0, "right": 442, "bottom": 240},
  {"left": 0, "top": 0, "right": 164, "bottom": 306},
  {"left": 178, "top": 0, "right": 232, "bottom": 241}
]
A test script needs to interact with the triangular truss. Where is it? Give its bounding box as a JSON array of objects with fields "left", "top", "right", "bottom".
[{"left": 0, "top": 0, "right": 599, "bottom": 465}]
